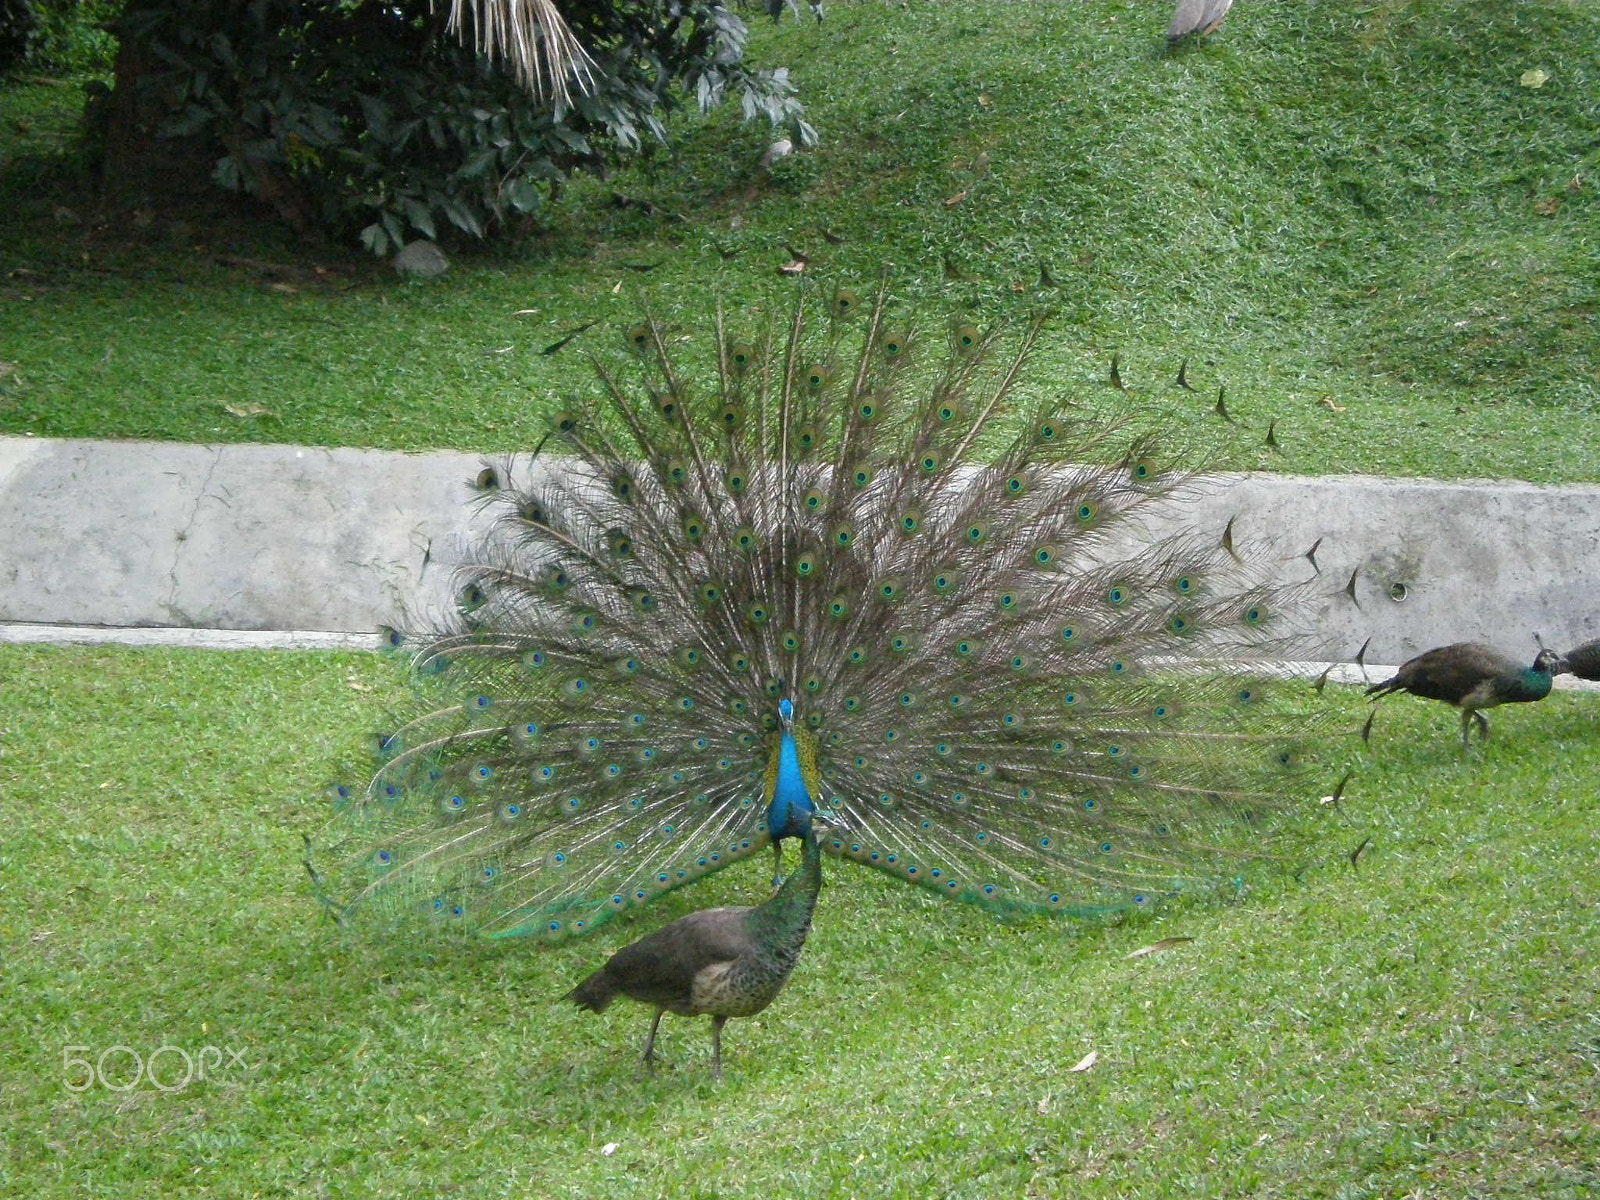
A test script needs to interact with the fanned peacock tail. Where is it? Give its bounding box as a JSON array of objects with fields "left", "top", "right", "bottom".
[{"left": 310, "top": 280, "right": 1344, "bottom": 941}]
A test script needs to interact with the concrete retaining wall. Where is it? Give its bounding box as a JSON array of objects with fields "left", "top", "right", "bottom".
[{"left": 2, "top": 435, "right": 1596, "bottom": 663}]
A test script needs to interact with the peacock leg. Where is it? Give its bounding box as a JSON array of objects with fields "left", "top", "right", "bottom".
[
  {"left": 1476, "top": 711, "right": 1490, "bottom": 741},
  {"left": 710, "top": 1015, "right": 728, "bottom": 1080},
  {"left": 771, "top": 840, "right": 784, "bottom": 890},
  {"left": 640, "top": 1008, "right": 665, "bottom": 1072}
]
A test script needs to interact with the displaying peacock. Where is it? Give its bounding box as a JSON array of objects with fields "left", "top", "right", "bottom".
[{"left": 309, "top": 279, "right": 1345, "bottom": 945}]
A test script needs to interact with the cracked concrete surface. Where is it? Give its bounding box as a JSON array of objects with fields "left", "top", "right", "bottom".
[{"left": 1, "top": 435, "right": 1597, "bottom": 661}]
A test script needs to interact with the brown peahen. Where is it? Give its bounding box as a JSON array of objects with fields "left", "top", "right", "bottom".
[
  {"left": 1364, "top": 643, "right": 1560, "bottom": 748},
  {"left": 1168, "top": 0, "right": 1234, "bottom": 42},
  {"left": 566, "top": 744, "right": 834, "bottom": 1078},
  {"left": 308, "top": 278, "right": 1344, "bottom": 948},
  {"left": 1541, "top": 633, "right": 1600, "bottom": 682}
]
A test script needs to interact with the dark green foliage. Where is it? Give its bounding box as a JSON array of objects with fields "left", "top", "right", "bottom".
[
  {"left": 0, "top": 0, "right": 39, "bottom": 72},
  {"left": 11, "top": 0, "right": 119, "bottom": 74},
  {"left": 114, "top": 0, "right": 812, "bottom": 253}
]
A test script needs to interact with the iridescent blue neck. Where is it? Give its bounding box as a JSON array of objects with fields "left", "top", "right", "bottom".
[{"left": 767, "top": 731, "right": 814, "bottom": 840}]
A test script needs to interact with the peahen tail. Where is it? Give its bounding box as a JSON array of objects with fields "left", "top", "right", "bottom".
[{"left": 310, "top": 279, "right": 1346, "bottom": 940}]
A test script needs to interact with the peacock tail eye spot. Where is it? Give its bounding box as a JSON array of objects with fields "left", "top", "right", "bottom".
[
  {"left": 1083, "top": 799, "right": 1097, "bottom": 810},
  {"left": 1110, "top": 659, "right": 1128, "bottom": 675},
  {"left": 844, "top": 695, "right": 862, "bottom": 712},
  {"left": 554, "top": 412, "right": 579, "bottom": 434},
  {"left": 1168, "top": 614, "right": 1190, "bottom": 634},
  {"left": 852, "top": 467, "right": 873, "bottom": 488},
  {"left": 613, "top": 474, "right": 636, "bottom": 502},
  {"left": 828, "top": 596, "right": 851, "bottom": 619},
  {"left": 1037, "top": 422, "right": 1057, "bottom": 443},
  {"left": 677, "top": 646, "right": 701, "bottom": 667},
  {"left": 890, "top": 635, "right": 913, "bottom": 654},
  {"left": 627, "top": 323, "right": 650, "bottom": 351},
  {"left": 734, "top": 527, "right": 758, "bottom": 552},
  {"left": 997, "top": 592, "right": 1018, "bottom": 611},
  {"left": 1153, "top": 704, "right": 1169, "bottom": 719},
  {"left": 900, "top": 510, "right": 922, "bottom": 534},
  {"left": 1005, "top": 474, "right": 1028, "bottom": 496},
  {"left": 938, "top": 404, "right": 959, "bottom": 423},
  {"left": 655, "top": 394, "right": 678, "bottom": 422},
  {"left": 1107, "top": 585, "right": 1128, "bottom": 606},
  {"left": 781, "top": 631, "right": 802, "bottom": 652},
  {"left": 1034, "top": 544, "right": 1060, "bottom": 567},
  {"left": 699, "top": 583, "right": 722, "bottom": 604},
  {"left": 833, "top": 526, "right": 855, "bottom": 549},
  {"left": 948, "top": 693, "right": 965, "bottom": 708},
  {"left": 795, "top": 553, "right": 818, "bottom": 577},
  {"left": 729, "top": 342, "right": 756, "bottom": 369},
  {"left": 1060, "top": 626, "right": 1076, "bottom": 644},
  {"left": 459, "top": 583, "right": 487, "bottom": 611},
  {"left": 746, "top": 603, "right": 770, "bottom": 625},
  {"left": 803, "top": 675, "right": 823, "bottom": 693},
  {"left": 803, "top": 489, "right": 826, "bottom": 512},
  {"left": 727, "top": 651, "right": 750, "bottom": 672},
  {"left": 719, "top": 404, "right": 743, "bottom": 433},
  {"left": 1063, "top": 691, "right": 1079, "bottom": 706},
  {"left": 954, "top": 324, "right": 979, "bottom": 351},
  {"left": 1077, "top": 503, "right": 1097, "bottom": 523},
  {"left": 882, "top": 332, "right": 908, "bottom": 358},
  {"left": 899, "top": 691, "right": 916, "bottom": 707},
  {"left": 832, "top": 287, "right": 859, "bottom": 317},
  {"left": 796, "top": 425, "right": 819, "bottom": 450},
  {"left": 1244, "top": 605, "right": 1268, "bottom": 625},
  {"left": 379, "top": 625, "right": 404, "bottom": 649},
  {"left": 682, "top": 516, "right": 704, "bottom": 542},
  {"left": 965, "top": 522, "right": 989, "bottom": 544},
  {"left": 666, "top": 461, "right": 688, "bottom": 485},
  {"left": 934, "top": 572, "right": 958, "bottom": 595},
  {"left": 878, "top": 578, "right": 901, "bottom": 601},
  {"left": 847, "top": 646, "right": 867, "bottom": 665},
  {"left": 955, "top": 639, "right": 974, "bottom": 656},
  {"left": 921, "top": 453, "right": 941, "bottom": 474},
  {"left": 1175, "top": 575, "right": 1196, "bottom": 594},
  {"left": 726, "top": 471, "right": 747, "bottom": 494},
  {"left": 858, "top": 402, "right": 877, "bottom": 422}
]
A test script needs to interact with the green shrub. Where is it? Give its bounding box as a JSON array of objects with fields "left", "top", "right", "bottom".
[{"left": 113, "top": 0, "right": 814, "bottom": 254}]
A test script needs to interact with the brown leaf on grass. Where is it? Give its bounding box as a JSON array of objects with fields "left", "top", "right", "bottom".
[
  {"left": 1126, "top": 936, "right": 1195, "bottom": 959},
  {"left": 1068, "top": 1050, "right": 1098, "bottom": 1073},
  {"left": 1533, "top": 197, "right": 1561, "bottom": 216},
  {"left": 1318, "top": 396, "right": 1346, "bottom": 412},
  {"left": 221, "top": 403, "right": 274, "bottom": 418},
  {"left": 944, "top": 190, "right": 967, "bottom": 207},
  {"left": 1519, "top": 68, "right": 1549, "bottom": 88}
]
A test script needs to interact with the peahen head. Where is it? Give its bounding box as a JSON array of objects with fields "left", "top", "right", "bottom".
[{"left": 766, "top": 697, "right": 820, "bottom": 841}]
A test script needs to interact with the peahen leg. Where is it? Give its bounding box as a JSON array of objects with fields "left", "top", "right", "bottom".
[
  {"left": 640, "top": 1008, "right": 665, "bottom": 1071},
  {"left": 1475, "top": 711, "right": 1490, "bottom": 741},
  {"left": 710, "top": 1015, "right": 728, "bottom": 1080}
]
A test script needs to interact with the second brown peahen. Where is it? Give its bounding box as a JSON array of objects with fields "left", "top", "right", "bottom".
[
  {"left": 1547, "top": 634, "right": 1600, "bottom": 682},
  {"left": 308, "top": 279, "right": 1347, "bottom": 946},
  {"left": 1364, "top": 643, "right": 1560, "bottom": 748}
]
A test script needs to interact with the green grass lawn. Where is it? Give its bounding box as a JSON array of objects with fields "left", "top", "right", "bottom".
[
  {"left": 1, "top": 0, "right": 1597, "bottom": 480},
  {"left": 3, "top": 644, "right": 1597, "bottom": 1197}
]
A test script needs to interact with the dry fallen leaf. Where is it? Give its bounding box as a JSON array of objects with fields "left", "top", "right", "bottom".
[
  {"left": 222, "top": 403, "right": 274, "bottom": 418},
  {"left": 1318, "top": 396, "right": 1346, "bottom": 412},
  {"left": 1533, "top": 197, "right": 1561, "bottom": 217},
  {"left": 1069, "top": 1050, "right": 1098, "bottom": 1073},
  {"left": 978, "top": 93, "right": 992, "bottom": 107},
  {"left": 1519, "top": 68, "right": 1549, "bottom": 88},
  {"left": 944, "top": 190, "right": 967, "bottom": 207},
  {"left": 1127, "top": 936, "right": 1195, "bottom": 959}
]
